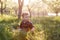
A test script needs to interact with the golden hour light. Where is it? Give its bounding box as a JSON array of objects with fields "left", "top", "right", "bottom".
[
  {"left": 1, "top": 0, "right": 60, "bottom": 40},
  {"left": 12, "top": 0, "right": 35, "bottom": 6},
  {"left": 24, "top": 0, "right": 29, "bottom": 5},
  {"left": 12, "top": 0, "right": 29, "bottom": 5},
  {"left": 12, "top": 0, "right": 18, "bottom": 3}
]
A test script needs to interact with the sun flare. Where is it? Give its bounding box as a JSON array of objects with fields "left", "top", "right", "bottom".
[
  {"left": 24, "top": 0, "right": 29, "bottom": 5},
  {"left": 12, "top": 0, "right": 18, "bottom": 3},
  {"left": 12, "top": 0, "right": 35, "bottom": 6},
  {"left": 12, "top": 0, "right": 29, "bottom": 5}
]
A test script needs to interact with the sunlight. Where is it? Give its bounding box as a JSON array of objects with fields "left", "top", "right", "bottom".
[
  {"left": 12, "top": 0, "right": 29, "bottom": 5},
  {"left": 12, "top": 0, "right": 18, "bottom": 4},
  {"left": 24, "top": 0, "right": 29, "bottom": 5},
  {"left": 12, "top": 0, "right": 35, "bottom": 6}
]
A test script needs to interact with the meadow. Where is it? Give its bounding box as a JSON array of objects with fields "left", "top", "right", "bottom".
[{"left": 0, "top": 15, "right": 60, "bottom": 40}]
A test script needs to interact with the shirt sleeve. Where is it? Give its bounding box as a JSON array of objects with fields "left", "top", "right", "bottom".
[
  {"left": 29, "top": 22, "right": 34, "bottom": 29},
  {"left": 20, "top": 21, "right": 23, "bottom": 29}
]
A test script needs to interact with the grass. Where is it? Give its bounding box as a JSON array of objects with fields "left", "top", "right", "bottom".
[
  {"left": 0, "top": 15, "right": 60, "bottom": 40},
  {"left": 0, "top": 15, "right": 19, "bottom": 40},
  {"left": 0, "top": 15, "right": 45, "bottom": 40}
]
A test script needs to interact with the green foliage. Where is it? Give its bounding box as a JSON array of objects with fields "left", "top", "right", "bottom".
[
  {"left": 39, "top": 17, "right": 60, "bottom": 40},
  {"left": 0, "top": 15, "right": 60, "bottom": 40},
  {"left": 43, "top": 0, "right": 60, "bottom": 16},
  {"left": 31, "top": 17, "right": 60, "bottom": 40},
  {"left": 0, "top": 15, "right": 19, "bottom": 40},
  {"left": 0, "top": 26, "right": 13, "bottom": 40}
]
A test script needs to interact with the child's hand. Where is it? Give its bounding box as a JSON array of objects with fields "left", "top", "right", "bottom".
[{"left": 31, "top": 27, "right": 35, "bottom": 32}]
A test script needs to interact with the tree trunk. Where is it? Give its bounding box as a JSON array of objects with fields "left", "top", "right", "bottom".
[
  {"left": 55, "top": 11, "right": 58, "bottom": 16},
  {"left": 28, "top": 8, "right": 31, "bottom": 18},
  {"left": 18, "top": 0, "right": 24, "bottom": 19},
  {"left": 1, "top": 1, "right": 3, "bottom": 15},
  {"left": 37, "top": 10, "right": 39, "bottom": 17},
  {"left": 27, "top": 6, "right": 31, "bottom": 18},
  {"left": 56, "top": 13, "right": 58, "bottom": 16}
]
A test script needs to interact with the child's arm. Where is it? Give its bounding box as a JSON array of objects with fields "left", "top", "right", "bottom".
[
  {"left": 20, "top": 21, "right": 23, "bottom": 29},
  {"left": 29, "top": 22, "right": 35, "bottom": 31}
]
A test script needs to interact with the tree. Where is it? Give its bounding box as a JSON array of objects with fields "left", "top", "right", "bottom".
[
  {"left": 27, "top": 5, "right": 32, "bottom": 18},
  {"left": 26, "top": 0, "right": 48, "bottom": 17},
  {"left": 53, "top": 6, "right": 60, "bottom": 16},
  {"left": 18, "top": 0, "right": 24, "bottom": 19},
  {"left": 0, "top": 0, "right": 3, "bottom": 15},
  {"left": 42, "top": 0, "right": 60, "bottom": 16},
  {"left": 26, "top": 0, "right": 33, "bottom": 18},
  {"left": 0, "top": 0, "right": 7, "bottom": 15},
  {"left": 27, "top": 0, "right": 42, "bottom": 18}
]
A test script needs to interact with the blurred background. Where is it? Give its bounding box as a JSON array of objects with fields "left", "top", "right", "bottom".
[
  {"left": 0, "top": 0, "right": 60, "bottom": 40},
  {"left": 0, "top": 0, "right": 60, "bottom": 17}
]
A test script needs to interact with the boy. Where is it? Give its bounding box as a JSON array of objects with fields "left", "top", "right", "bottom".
[
  {"left": 19, "top": 12, "right": 34, "bottom": 40},
  {"left": 20, "top": 12, "right": 34, "bottom": 32}
]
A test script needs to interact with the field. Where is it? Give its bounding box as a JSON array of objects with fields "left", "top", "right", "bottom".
[{"left": 0, "top": 15, "right": 60, "bottom": 40}]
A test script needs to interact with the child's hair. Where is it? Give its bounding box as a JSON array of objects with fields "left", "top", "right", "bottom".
[{"left": 22, "top": 12, "right": 30, "bottom": 18}]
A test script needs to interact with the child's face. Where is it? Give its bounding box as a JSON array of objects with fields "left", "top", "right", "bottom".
[{"left": 23, "top": 14, "right": 30, "bottom": 20}]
